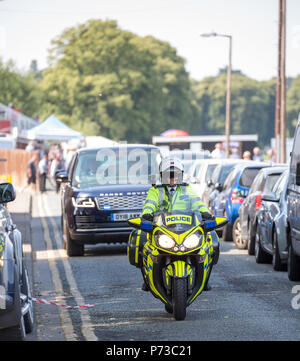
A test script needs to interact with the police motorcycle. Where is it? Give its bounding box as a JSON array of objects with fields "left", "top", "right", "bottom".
[{"left": 127, "top": 208, "right": 227, "bottom": 321}]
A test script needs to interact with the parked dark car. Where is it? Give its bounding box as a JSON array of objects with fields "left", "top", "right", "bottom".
[
  {"left": 237, "top": 166, "right": 287, "bottom": 252},
  {"left": 254, "top": 170, "right": 289, "bottom": 270},
  {"left": 287, "top": 112, "right": 300, "bottom": 281},
  {"left": 0, "top": 183, "right": 34, "bottom": 340},
  {"left": 213, "top": 162, "right": 269, "bottom": 242},
  {"left": 57, "top": 145, "right": 161, "bottom": 256},
  {"left": 202, "top": 160, "right": 243, "bottom": 212}
]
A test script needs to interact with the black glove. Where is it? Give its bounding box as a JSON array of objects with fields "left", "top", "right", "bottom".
[
  {"left": 142, "top": 214, "right": 154, "bottom": 222},
  {"left": 201, "top": 212, "right": 215, "bottom": 221}
]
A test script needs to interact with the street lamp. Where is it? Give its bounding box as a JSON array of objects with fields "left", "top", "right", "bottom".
[{"left": 201, "top": 32, "right": 232, "bottom": 159}]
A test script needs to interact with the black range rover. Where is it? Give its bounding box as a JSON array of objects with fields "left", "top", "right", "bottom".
[{"left": 57, "top": 144, "right": 161, "bottom": 256}]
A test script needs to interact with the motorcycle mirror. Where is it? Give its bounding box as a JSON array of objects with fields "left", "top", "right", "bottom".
[
  {"left": 204, "top": 220, "right": 217, "bottom": 231},
  {"left": 127, "top": 217, "right": 142, "bottom": 229},
  {"left": 204, "top": 217, "right": 228, "bottom": 231},
  {"left": 215, "top": 217, "right": 228, "bottom": 228},
  {"left": 127, "top": 217, "right": 153, "bottom": 232}
]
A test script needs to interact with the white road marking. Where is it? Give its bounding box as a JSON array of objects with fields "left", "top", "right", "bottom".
[
  {"left": 41, "top": 193, "right": 98, "bottom": 341},
  {"left": 35, "top": 249, "right": 67, "bottom": 260},
  {"left": 37, "top": 193, "right": 77, "bottom": 341}
]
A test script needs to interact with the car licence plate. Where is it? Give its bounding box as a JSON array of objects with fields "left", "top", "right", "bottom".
[{"left": 111, "top": 212, "right": 141, "bottom": 221}]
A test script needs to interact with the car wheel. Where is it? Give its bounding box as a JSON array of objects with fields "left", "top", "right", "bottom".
[
  {"left": 21, "top": 266, "right": 34, "bottom": 333},
  {"left": 222, "top": 222, "right": 233, "bottom": 242},
  {"left": 0, "top": 266, "right": 26, "bottom": 341},
  {"left": 288, "top": 243, "right": 300, "bottom": 281},
  {"left": 247, "top": 220, "right": 256, "bottom": 256},
  {"left": 272, "top": 229, "right": 286, "bottom": 272},
  {"left": 62, "top": 214, "right": 67, "bottom": 250},
  {"left": 255, "top": 229, "right": 272, "bottom": 264},
  {"left": 1, "top": 314, "right": 26, "bottom": 341},
  {"left": 63, "top": 216, "right": 84, "bottom": 257},
  {"left": 233, "top": 217, "right": 247, "bottom": 249}
]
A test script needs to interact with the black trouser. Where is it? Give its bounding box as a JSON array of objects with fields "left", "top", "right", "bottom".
[{"left": 39, "top": 173, "right": 47, "bottom": 192}]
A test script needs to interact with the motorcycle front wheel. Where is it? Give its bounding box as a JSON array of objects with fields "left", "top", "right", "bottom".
[{"left": 173, "top": 278, "right": 187, "bottom": 321}]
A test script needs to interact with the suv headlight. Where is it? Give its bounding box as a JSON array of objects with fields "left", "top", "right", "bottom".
[
  {"left": 158, "top": 234, "right": 175, "bottom": 249},
  {"left": 72, "top": 197, "right": 95, "bottom": 208},
  {"left": 183, "top": 234, "right": 201, "bottom": 249}
]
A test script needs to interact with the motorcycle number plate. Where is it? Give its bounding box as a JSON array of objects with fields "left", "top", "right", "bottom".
[{"left": 111, "top": 212, "right": 141, "bottom": 221}]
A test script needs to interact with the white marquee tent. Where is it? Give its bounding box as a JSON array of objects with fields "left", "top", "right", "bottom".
[{"left": 26, "top": 114, "right": 82, "bottom": 140}]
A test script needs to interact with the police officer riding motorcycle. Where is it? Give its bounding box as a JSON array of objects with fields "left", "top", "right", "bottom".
[
  {"left": 127, "top": 156, "right": 226, "bottom": 320},
  {"left": 141, "top": 157, "right": 216, "bottom": 291}
]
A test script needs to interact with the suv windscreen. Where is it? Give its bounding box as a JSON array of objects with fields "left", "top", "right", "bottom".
[
  {"left": 72, "top": 148, "right": 161, "bottom": 188},
  {"left": 239, "top": 168, "right": 263, "bottom": 188}
]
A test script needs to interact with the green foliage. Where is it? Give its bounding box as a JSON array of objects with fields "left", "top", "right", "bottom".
[
  {"left": 0, "top": 59, "right": 41, "bottom": 118},
  {"left": 39, "top": 19, "right": 193, "bottom": 142},
  {"left": 190, "top": 73, "right": 277, "bottom": 146},
  {"left": 1, "top": 18, "right": 300, "bottom": 148},
  {"left": 287, "top": 75, "right": 300, "bottom": 137}
]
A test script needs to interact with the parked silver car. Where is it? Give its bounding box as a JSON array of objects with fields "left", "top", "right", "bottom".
[
  {"left": 238, "top": 165, "right": 287, "bottom": 252},
  {"left": 255, "top": 170, "right": 289, "bottom": 271}
]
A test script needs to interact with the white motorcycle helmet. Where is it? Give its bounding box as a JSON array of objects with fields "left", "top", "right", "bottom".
[{"left": 159, "top": 156, "right": 184, "bottom": 185}]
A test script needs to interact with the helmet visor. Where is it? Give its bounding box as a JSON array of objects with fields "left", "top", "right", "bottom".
[{"left": 161, "top": 167, "right": 183, "bottom": 185}]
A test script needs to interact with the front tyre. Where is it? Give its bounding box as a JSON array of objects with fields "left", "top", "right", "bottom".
[
  {"left": 255, "top": 231, "right": 272, "bottom": 264},
  {"left": 21, "top": 267, "right": 34, "bottom": 334},
  {"left": 63, "top": 216, "right": 84, "bottom": 257},
  {"left": 288, "top": 243, "right": 300, "bottom": 281},
  {"left": 272, "top": 229, "right": 286, "bottom": 271},
  {"left": 233, "top": 217, "right": 247, "bottom": 249},
  {"left": 222, "top": 216, "right": 233, "bottom": 242},
  {"left": 172, "top": 278, "right": 187, "bottom": 321}
]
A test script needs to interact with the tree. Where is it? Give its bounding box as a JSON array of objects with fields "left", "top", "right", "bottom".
[
  {"left": 191, "top": 72, "right": 276, "bottom": 146},
  {"left": 39, "top": 19, "right": 193, "bottom": 142},
  {"left": 287, "top": 75, "right": 300, "bottom": 137},
  {"left": 0, "top": 59, "right": 41, "bottom": 118}
]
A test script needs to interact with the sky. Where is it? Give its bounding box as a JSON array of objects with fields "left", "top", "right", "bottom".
[{"left": 0, "top": 0, "right": 300, "bottom": 81}]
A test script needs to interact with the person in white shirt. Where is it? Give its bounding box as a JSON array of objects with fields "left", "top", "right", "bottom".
[
  {"left": 50, "top": 152, "right": 65, "bottom": 192},
  {"left": 38, "top": 152, "right": 49, "bottom": 193},
  {"left": 211, "top": 143, "right": 225, "bottom": 159}
]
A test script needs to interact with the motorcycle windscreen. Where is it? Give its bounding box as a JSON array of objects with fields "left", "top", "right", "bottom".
[{"left": 153, "top": 210, "right": 200, "bottom": 233}]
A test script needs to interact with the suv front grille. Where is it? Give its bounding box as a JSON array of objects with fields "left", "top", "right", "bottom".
[{"left": 95, "top": 194, "right": 147, "bottom": 210}]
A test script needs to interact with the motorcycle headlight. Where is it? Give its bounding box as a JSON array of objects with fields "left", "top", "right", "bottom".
[
  {"left": 183, "top": 234, "right": 201, "bottom": 249},
  {"left": 158, "top": 234, "right": 176, "bottom": 249},
  {"left": 72, "top": 197, "right": 95, "bottom": 208}
]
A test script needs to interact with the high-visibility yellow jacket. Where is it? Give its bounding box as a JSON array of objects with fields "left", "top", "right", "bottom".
[{"left": 142, "top": 184, "right": 210, "bottom": 217}]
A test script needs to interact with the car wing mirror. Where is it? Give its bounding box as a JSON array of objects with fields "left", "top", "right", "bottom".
[
  {"left": 261, "top": 192, "right": 280, "bottom": 202},
  {"left": 56, "top": 171, "right": 69, "bottom": 183},
  {"left": 207, "top": 179, "right": 213, "bottom": 187},
  {"left": 0, "top": 183, "right": 16, "bottom": 203},
  {"left": 215, "top": 182, "right": 223, "bottom": 191}
]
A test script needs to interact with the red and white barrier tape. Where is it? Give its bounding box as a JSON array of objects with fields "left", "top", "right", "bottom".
[{"left": 31, "top": 297, "right": 95, "bottom": 309}]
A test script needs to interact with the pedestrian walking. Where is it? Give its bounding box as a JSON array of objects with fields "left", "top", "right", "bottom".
[
  {"left": 50, "top": 152, "right": 65, "bottom": 192},
  {"left": 38, "top": 152, "right": 49, "bottom": 193},
  {"left": 243, "top": 151, "right": 252, "bottom": 160},
  {"left": 253, "top": 147, "right": 263, "bottom": 161},
  {"left": 211, "top": 143, "right": 225, "bottom": 159},
  {"left": 21, "top": 153, "right": 38, "bottom": 192}
]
